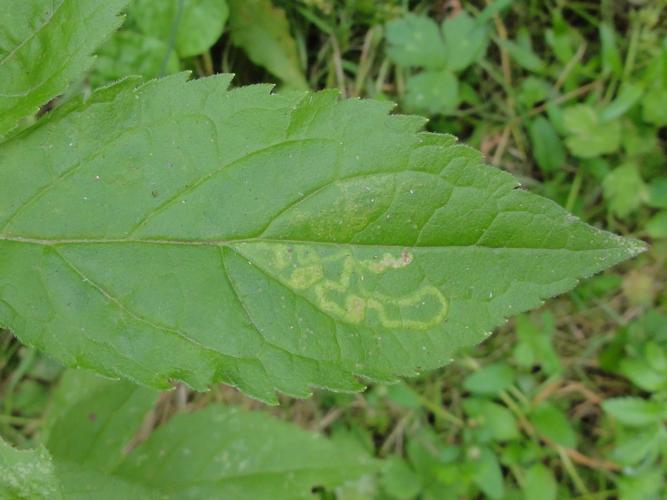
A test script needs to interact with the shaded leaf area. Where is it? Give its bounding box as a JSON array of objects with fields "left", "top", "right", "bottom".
[
  {"left": 0, "top": 74, "right": 643, "bottom": 402},
  {"left": 131, "top": 0, "right": 228, "bottom": 58},
  {"left": 228, "top": 0, "right": 307, "bottom": 89},
  {"left": 39, "top": 370, "right": 374, "bottom": 499},
  {"left": 0, "top": 0, "right": 128, "bottom": 136},
  {"left": 91, "top": 0, "right": 228, "bottom": 86}
]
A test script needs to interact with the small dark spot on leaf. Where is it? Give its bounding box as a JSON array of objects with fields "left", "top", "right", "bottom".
[
  {"left": 88, "top": 412, "right": 97, "bottom": 422},
  {"left": 151, "top": 190, "right": 159, "bottom": 198}
]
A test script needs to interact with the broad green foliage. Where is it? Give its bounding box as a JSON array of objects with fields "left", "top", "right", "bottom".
[
  {"left": 0, "top": 72, "right": 643, "bottom": 402},
  {"left": 562, "top": 105, "right": 621, "bottom": 158},
  {"left": 131, "top": 0, "right": 228, "bottom": 58},
  {"left": 0, "top": 438, "right": 63, "bottom": 499},
  {"left": 228, "top": 0, "right": 307, "bottom": 89},
  {"left": 92, "top": 0, "right": 227, "bottom": 86},
  {"left": 603, "top": 163, "right": 648, "bottom": 218},
  {"left": 0, "top": 0, "right": 128, "bottom": 136},
  {"left": 528, "top": 117, "right": 566, "bottom": 173},
  {"left": 91, "top": 31, "right": 180, "bottom": 87},
  {"left": 38, "top": 370, "right": 374, "bottom": 499},
  {"left": 385, "top": 11, "right": 491, "bottom": 114}
]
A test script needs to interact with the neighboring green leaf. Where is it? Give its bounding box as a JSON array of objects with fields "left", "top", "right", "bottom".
[
  {"left": 562, "top": 105, "right": 621, "bottom": 158},
  {"left": 384, "top": 381, "right": 422, "bottom": 410},
  {"left": 529, "top": 402, "right": 577, "bottom": 448},
  {"left": 642, "top": 87, "right": 667, "bottom": 126},
  {"left": 611, "top": 426, "right": 662, "bottom": 466},
  {"left": 45, "top": 371, "right": 159, "bottom": 470},
  {"left": 599, "top": 22, "right": 623, "bottom": 77},
  {"left": 0, "top": 0, "right": 128, "bottom": 136},
  {"left": 228, "top": 0, "right": 307, "bottom": 89},
  {"left": 496, "top": 38, "right": 545, "bottom": 73},
  {"left": 619, "top": 358, "right": 667, "bottom": 392},
  {"left": 0, "top": 437, "right": 64, "bottom": 499},
  {"left": 602, "top": 163, "right": 647, "bottom": 218},
  {"left": 472, "top": 447, "right": 504, "bottom": 499},
  {"left": 0, "top": 74, "right": 643, "bottom": 402},
  {"left": 385, "top": 14, "right": 446, "bottom": 69},
  {"left": 648, "top": 177, "right": 667, "bottom": 208},
  {"left": 600, "top": 83, "right": 644, "bottom": 122},
  {"left": 91, "top": 31, "right": 181, "bottom": 87},
  {"left": 404, "top": 69, "right": 459, "bottom": 115},
  {"left": 513, "top": 314, "right": 561, "bottom": 375},
  {"left": 464, "top": 363, "right": 515, "bottom": 396},
  {"left": 518, "top": 77, "right": 551, "bottom": 109},
  {"left": 647, "top": 211, "right": 667, "bottom": 239},
  {"left": 29, "top": 370, "right": 374, "bottom": 499},
  {"left": 117, "top": 405, "right": 375, "bottom": 498},
  {"left": 522, "top": 463, "right": 557, "bottom": 500},
  {"left": 440, "top": 12, "right": 489, "bottom": 72},
  {"left": 381, "top": 456, "right": 421, "bottom": 499},
  {"left": 131, "top": 0, "right": 228, "bottom": 58},
  {"left": 545, "top": 11, "right": 581, "bottom": 65},
  {"left": 602, "top": 397, "right": 667, "bottom": 427},
  {"left": 617, "top": 467, "right": 665, "bottom": 500},
  {"left": 528, "top": 117, "right": 566, "bottom": 173},
  {"left": 463, "top": 398, "right": 520, "bottom": 441}
]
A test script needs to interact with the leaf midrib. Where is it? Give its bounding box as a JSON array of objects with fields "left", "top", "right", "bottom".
[{"left": 0, "top": 234, "right": 632, "bottom": 253}]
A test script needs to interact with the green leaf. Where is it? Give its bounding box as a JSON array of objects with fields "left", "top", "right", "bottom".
[
  {"left": 464, "top": 363, "right": 515, "bottom": 396},
  {"left": 513, "top": 314, "right": 561, "bottom": 375},
  {"left": 405, "top": 69, "right": 459, "bottom": 115},
  {"left": 529, "top": 402, "right": 576, "bottom": 448},
  {"left": 45, "top": 371, "right": 159, "bottom": 470},
  {"left": 522, "top": 463, "right": 557, "bottom": 500},
  {"left": 116, "top": 405, "right": 374, "bottom": 498},
  {"left": 617, "top": 467, "right": 665, "bottom": 500},
  {"left": 562, "top": 105, "right": 621, "bottom": 158},
  {"left": 600, "top": 83, "right": 644, "bottom": 122},
  {"left": 518, "top": 77, "right": 551, "bottom": 109},
  {"left": 472, "top": 447, "right": 504, "bottom": 499},
  {"left": 228, "top": 0, "right": 307, "bottom": 89},
  {"left": 647, "top": 211, "right": 667, "bottom": 239},
  {"left": 40, "top": 371, "right": 375, "bottom": 499},
  {"left": 385, "top": 14, "right": 446, "bottom": 69},
  {"left": 599, "top": 22, "right": 623, "bottom": 77},
  {"left": 440, "top": 12, "right": 489, "bottom": 72},
  {"left": 0, "top": 0, "right": 128, "bottom": 136},
  {"left": 619, "top": 358, "right": 667, "bottom": 392},
  {"left": 0, "top": 74, "right": 643, "bottom": 402},
  {"left": 642, "top": 87, "right": 667, "bottom": 127},
  {"left": 381, "top": 456, "right": 421, "bottom": 499},
  {"left": 496, "top": 38, "right": 545, "bottom": 73},
  {"left": 648, "top": 177, "right": 667, "bottom": 209},
  {"left": 91, "top": 31, "right": 181, "bottom": 87},
  {"left": 528, "top": 117, "right": 566, "bottom": 173},
  {"left": 602, "top": 397, "right": 667, "bottom": 427},
  {"left": 0, "top": 437, "right": 64, "bottom": 499},
  {"left": 463, "top": 398, "right": 520, "bottom": 441},
  {"left": 611, "top": 426, "right": 662, "bottom": 466},
  {"left": 131, "top": 0, "right": 228, "bottom": 58},
  {"left": 602, "top": 163, "right": 647, "bottom": 218}
]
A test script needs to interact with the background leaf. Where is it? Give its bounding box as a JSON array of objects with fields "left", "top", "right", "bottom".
[
  {"left": 404, "top": 69, "right": 459, "bottom": 115},
  {"left": 0, "top": 0, "right": 128, "bottom": 136},
  {"left": 385, "top": 14, "right": 446, "bottom": 69},
  {"left": 228, "top": 0, "right": 307, "bottom": 89},
  {"left": 40, "top": 371, "right": 375, "bottom": 499},
  {"left": 131, "top": 0, "right": 228, "bottom": 58}
]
